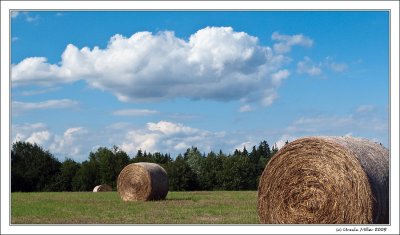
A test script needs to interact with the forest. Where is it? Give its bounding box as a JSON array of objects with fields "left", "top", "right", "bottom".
[{"left": 11, "top": 140, "right": 282, "bottom": 192}]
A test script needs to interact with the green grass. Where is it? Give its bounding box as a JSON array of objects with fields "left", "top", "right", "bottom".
[{"left": 11, "top": 191, "right": 259, "bottom": 224}]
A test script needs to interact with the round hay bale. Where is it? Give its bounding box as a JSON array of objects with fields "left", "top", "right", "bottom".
[
  {"left": 93, "top": 184, "right": 112, "bottom": 192},
  {"left": 117, "top": 162, "right": 168, "bottom": 201},
  {"left": 258, "top": 136, "right": 389, "bottom": 224}
]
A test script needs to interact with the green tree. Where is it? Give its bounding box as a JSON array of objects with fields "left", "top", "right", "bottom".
[
  {"left": 132, "top": 149, "right": 151, "bottom": 163},
  {"left": 258, "top": 140, "right": 271, "bottom": 159},
  {"left": 55, "top": 158, "right": 81, "bottom": 191},
  {"left": 87, "top": 146, "right": 130, "bottom": 189},
  {"left": 11, "top": 141, "right": 61, "bottom": 192},
  {"left": 72, "top": 160, "right": 98, "bottom": 191},
  {"left": 114, "top": 147, "right": 131, "bottom": 178},
  {"left": 184, "top": 147, "right": 203, "bottom": 178},
  {"left": 165, "top": 154, "right": 199, "bottom": 191},
  {"left": 152, "top": 152, "right": 172, "bottom": 164},
  {"left": 271, "top": 144, "right": 279, "bottom": 156},
  {"left": 199, "top": 151, "right": 224, "bottom": 190},
  {"left": 222, "top": 153, "right": 255, "bottom": 190}
]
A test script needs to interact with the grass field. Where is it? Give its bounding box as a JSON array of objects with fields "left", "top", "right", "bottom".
[{"left": 11, "top": 191, "right": 259, "bottom": 224}]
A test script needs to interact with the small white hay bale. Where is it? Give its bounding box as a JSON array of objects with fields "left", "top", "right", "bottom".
[{"left": 93, "top": 184, "right": 112, "bottom": 192}]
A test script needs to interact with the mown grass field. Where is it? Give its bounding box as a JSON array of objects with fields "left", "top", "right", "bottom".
[{"left": 11, "top": 191, "right": 259, "bottom": 224}]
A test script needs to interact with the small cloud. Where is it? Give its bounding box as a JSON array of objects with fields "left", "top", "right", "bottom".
[
  {"left": 56, "top": 12, "right": 64, "bottom": 17},
  {"left": 12, "top": 123, "right": 51, "bottom": 146},
  {"left": 25, "top": 14, "right": 39, "bottom": 23},
  {"left": 344, "top": 132, "right": 353, "bottom": 137},
  {"left": 329, "top": 62, "right": 348, "bottom": 72},
  {"left": 12, "top": 37, "right": 19, "bottom": 42},
  {"left": 13, "top": 12, "right": 39, "bottom": 23},
  {"left": 297, "top": 56, "right": 348, "bottom": 77},
  {"left": 297, "top": 56, "right": 322, "bottom": 76},
  {"left": 271, "top": 69, "right": 290, "bottom": 86},
  {"left": 233, "top": 141, "right": 255, "bottom": 152},
  {"left": 238, "top": 105, "right": 253, "bottom": 113},
  {"left": 272, "top": 32, "right": 313, "bottom": 54},
  {"left": 356, "top": 105, "right": 375, "bottom": 114},
  {"left": 26, "top": 131, "right": 51, "bottom": 145},
  {"left": 12, "top": 99, "right": 79, "bottom": 115},
  {"left": 64, "top": 127, "right": 87, "bottom": 137},
  {"left": 261, "top": 90, "right": 278, "bottom": 106},
  {"left": 174, "top": 142, "right": 189, "bottom": 151},
  {"left": 112, "top": 108, "right": 160, "bottom": 116},
  {"left": 280, "top": 107, "right": 388, "bottom": 146},
  {"left": 275, "top": 134, "right": 297, "bottom": 149},
  {"left": 147, "top": 121, "right": 199, "bottom": 136},
  {"left": 324, "top": 57, "right": 348, "bottom": 72}
]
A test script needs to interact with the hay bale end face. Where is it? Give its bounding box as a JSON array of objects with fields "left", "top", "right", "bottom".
[
  {"left": 117, "top": 162, "right": 168, "bottom": 201},
  {"left": 257, "top": 136, "right": 389, "bottom": 224},
  {"left": 93, "top": 184, "right": 112, "bottom": 192}
]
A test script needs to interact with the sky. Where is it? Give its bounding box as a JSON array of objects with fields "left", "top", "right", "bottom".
[{"left": 10, "top": 11, "right": 389, "bottom": 162}]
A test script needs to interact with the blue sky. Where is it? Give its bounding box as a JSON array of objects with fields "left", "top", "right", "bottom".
[{"left": 11, "top": 11, "right": 389, "bottom": 162}]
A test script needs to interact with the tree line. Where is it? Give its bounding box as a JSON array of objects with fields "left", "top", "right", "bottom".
[{"left": 11, "top": 140, "right": 280, "bottom": 192}]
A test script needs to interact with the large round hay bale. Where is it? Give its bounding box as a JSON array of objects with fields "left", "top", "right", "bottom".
[
  {"left": 117, "top": 162, "right": 168, "bottom": 201},
  {"left": 93, "top": 184, "right": 112, "bottom": 192},
  {"left": 258, "top": 136, "right": 389, "bottom": 224}
]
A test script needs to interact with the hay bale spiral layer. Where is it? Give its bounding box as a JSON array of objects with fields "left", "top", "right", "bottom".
[
  {"left": 258, "top": 136, "right": 389, "bottom": 224},
  {"left": 93, "top": 184, "right": 112, "bottom": 192},
  {"left": 117, "top": 162, "right": 168, "bottom": 201}
]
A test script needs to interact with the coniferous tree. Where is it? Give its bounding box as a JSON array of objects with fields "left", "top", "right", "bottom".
[{"left": 165, "top": 154, "right": 198, "bottom": 191}]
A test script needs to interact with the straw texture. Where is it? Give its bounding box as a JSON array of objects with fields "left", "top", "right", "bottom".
[
  {"left": 92, "top": 184, "right": 112, "bottom": 192},
  {"left": 117, "top": 162, "right": 168, "bottom": 201},
  {"left": 257, "top": 136, "right": 389, "bottom": 224}
]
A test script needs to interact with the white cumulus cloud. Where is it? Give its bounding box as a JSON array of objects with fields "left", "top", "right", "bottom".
[
  {"left": 12, "top": 123, "right": 47, "bottom": 142},
  {"left": 147, "top": 121, "right": 199, "bottom": 136},
  {"left": 12, "top": 123, "right": 52, "bottom": 146},
  {"left": 12, "top": 27, "right": 313, "bottom": 107},
  {"left": 49, "top": 127, "right": 89, "bottom": 157},
  {"left": 12, "top": 123, "right": 91, "bottom": 161},
  {"left": 119, "top": 120, "right": 229, "bottom": 155},
  {"left": 25, "top": 131, "right": 51, "bottom": 145}
]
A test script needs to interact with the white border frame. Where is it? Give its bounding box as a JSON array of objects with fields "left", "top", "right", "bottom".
[{"left": 1, "top": 1, "right": 399, "bottom": 234}]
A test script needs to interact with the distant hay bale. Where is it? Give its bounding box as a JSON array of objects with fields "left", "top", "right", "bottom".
[
  {"left": 258, "top": 136, "right": 389, "bottom": 224},
  {"left": 117, "top": 162, "right": 168, "bottom": 201},
  {"left": 93, "top": 184, "right": 112, "bottom": 192}
]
